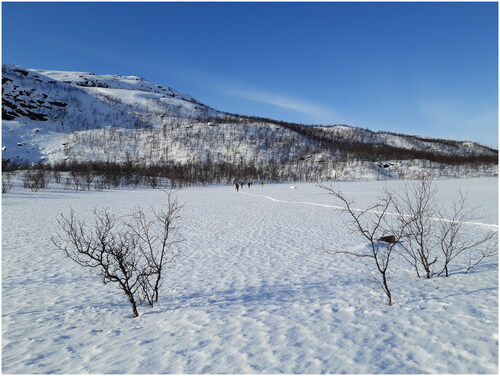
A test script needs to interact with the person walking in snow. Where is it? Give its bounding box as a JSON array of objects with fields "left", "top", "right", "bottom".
[{"left": 235, "top": 182, "right": 239, "bottom": 192}]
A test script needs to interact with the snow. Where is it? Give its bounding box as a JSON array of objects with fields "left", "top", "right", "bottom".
[
  {"left": 1, "top": 64, "right": 224, "bottom": 164},
  {"left": 2, "top": 178, "right": 498, "bottom": 373},
  {"left": 3, "top": 64, "right": 496, "bottom": 172},
  {"left": 29, "top": 67, "right": 199, "bottom": 106}
]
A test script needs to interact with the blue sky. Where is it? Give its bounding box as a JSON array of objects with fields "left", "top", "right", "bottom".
[{"left": 2, "top": 1, "right": 498, "bottom": 147}]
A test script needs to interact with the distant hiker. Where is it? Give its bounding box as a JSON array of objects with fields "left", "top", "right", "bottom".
[
  {"left": 261, "top": 182, "right": 264, "bottom": 188},
  {"left": 247, "top": 182, "right": 251, "bottom": 188},
  {"left": 235, "top": 182, "right": 239, "bottom": 192}
]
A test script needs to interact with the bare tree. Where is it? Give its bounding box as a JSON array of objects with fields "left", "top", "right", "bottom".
[
  {"left": 22, "top": 169, "right": 50, "bottom": 192},
  {"left": 126, "top": 190, "right": 183, "bottom": 305},
  {"left": 145, "top": 175, "right": 160, "bottom": 189},
  {"left": 53, "top": 208, "right": 145, "bottom": 317},
  {"left": 320, "top": 184, "right": 406, "bottom": 306},
  {"left": 70, "top": 171, "right": 83, "bottom": 191},
  {"left": 392, "top": 173, "right": 439, "bottom": 278},
  {"left": 464, "top": 241, "right": 498, "bottom": 274},
  {"left": 93, "top": 175, "right": 107, "bottom": 191},
  {"left": 53, "top": 170, "right": 62, "bottom": 185},
  {"left": 392, "top": 174, "right": 498, "bottom": 278},
  {"left": 2, "top": 172, "right": 13, "bottom": 194},
  {"left": 437, "top": 190, "right": 498, "bottom": 277},
  {"left": 82, "top": 169, "right": 95, "bottom": 191},
  {"left": 52, "top": 191, "right": 182, "bottom": 317}
]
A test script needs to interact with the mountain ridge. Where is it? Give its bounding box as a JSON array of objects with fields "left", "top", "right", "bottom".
[{"left": 2, "top": 64, "right": 497, "bottom": 182}]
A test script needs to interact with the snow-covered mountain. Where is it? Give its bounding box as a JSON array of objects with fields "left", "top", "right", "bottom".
[
  {"left": 2, "top": 64, "right": 220, "bottom": 162},
  {"left": 2, "top": 64, "right": 497, "bottom": 181}
]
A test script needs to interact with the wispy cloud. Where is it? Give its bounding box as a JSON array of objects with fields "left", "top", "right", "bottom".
[
  {"left": 174, "top": 68, "right": 338, "bottom": 123},
  {"left": 225, "top": 87, "right": 338, "bottom": 124}
]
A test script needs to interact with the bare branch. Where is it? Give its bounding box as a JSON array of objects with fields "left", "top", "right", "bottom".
[
  {"left": 52, "top": 190, "right": 183, "bottom": 317},
  {"left": 319, "top": 183, "right": 404, "bottom": 306}
]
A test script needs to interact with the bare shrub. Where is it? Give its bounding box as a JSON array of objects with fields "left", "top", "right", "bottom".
[
  {"left": 146, "top": 175, "right": 160, "bottom": 189},
  {"left": 464, "top": 242, "right": 498, "bottom": 274},
  {"left": 93, "top": 175, "right": 107, "bottom": 191},
  {"left": 70, "top": 171, "right": 83, "bottom": 191},
  {"left": 320, "top": 176, "right": 497, "bottom": 306},
  {"left": 391, "top": 173, "right": 439, "bottom": 278},
  {"left": 2, "top": 172, "right": 13, "bottom": 193},
  {"left": 22, "top": 169, "right": 50, "bottom": 191},
  {"left": 436, "top": 191, "right": 497, "bottom": 276},
  {"left": 391, "top": 174, "right": 498, "bottom": 278},
  {"left": 81, "top": 170, "right": 94, "bottom": 191},
  {"left": 126, "top": 191, "right": 183, "bottom": 305},
  {"left": 53, "top": 208, "right": 145, "bottom": 317},
  {"left": 53, "top": 170, "right": 62, "bottom": 185},
  {"left": 103, "top": 171, "right": 121, "bottom": 188},
  {"left": 52, "top": 191, "right": 182, "bottom": 317},
  {"left": 320, "top": 184, "right": 406, "bottom": 306}
]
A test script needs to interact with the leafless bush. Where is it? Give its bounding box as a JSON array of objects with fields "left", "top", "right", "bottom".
[
  {"left": 320, "top": 184, "right": 406, "bottom": 306},
  {"left": 81, "top": 170, "right": 94, "bottom": 191},
  {"left": 146, "top": 175, "right": 160, "bottom": 189},
  {"left": 93, "top": 175, "right": 107, "bottom": 191},
  {"left": 391, "top": 173, "right": 438, "bottom": 278},
  {"left": 2, "top": 172, "right": 13, "bottom": 193},
  {"left": 53, "top": 170, "right": 62, "bottom": 185},
  {"left": 436, "top": 191, "right": 497, "bottom": 276},
  {"left": 321, "top": 175, "right": 497, "bottom": 306},
  {"left": 22, "top": 169, "right": 50, "bottom": 191},
  {"left": 464, "top": 242, "right": 498, "bottom": 274},
  {"left": 392, "top": 174, "right": 498, "bottom": 278},
  {"left": 70, "top": 171, "right": 83, "bottom": 191},
  {"left": 63, "top": 176, "right": 73, "bottom": 190},
  {"left": 53, "top": 208, "right": 145, "bottom": 317},
  {"left": 126, "top": 192, "right": 183, "bottom": 305},
  {"left": 52, "top": 191, "right": 183, "bottom": 317}
]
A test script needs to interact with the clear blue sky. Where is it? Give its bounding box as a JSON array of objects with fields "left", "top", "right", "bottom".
[{"left": 2, "top": 1, "right": 498, "bottom": 147}]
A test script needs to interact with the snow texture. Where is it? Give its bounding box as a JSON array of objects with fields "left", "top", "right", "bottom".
[{"left": 2, "top": 178, "right": 498, "bottom": 373}]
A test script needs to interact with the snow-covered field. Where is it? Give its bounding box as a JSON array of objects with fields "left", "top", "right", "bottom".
[{"left": 2, "top": 178, "right": 498, "bottom": 373}]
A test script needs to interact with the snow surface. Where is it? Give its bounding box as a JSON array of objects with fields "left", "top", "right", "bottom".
[
  {"left": 2, "top": 178, "right": 498, "bottom": 373},
  {"left": 29, "top": 68, "right": 198, "bottom": 103}
]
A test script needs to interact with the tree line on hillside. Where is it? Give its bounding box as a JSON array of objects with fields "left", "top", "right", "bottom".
[
  {"left": 59, "top": 113, "right": 498, "bottom": 171},
  {"left": 2, "top": 153, "right": 497, "bottom": 195},
  {"left": 1, "top": 103, "right": 497, "bottom": 188},
  {"left": 217, "top": 113, "right": 497, "bottom": 161}
]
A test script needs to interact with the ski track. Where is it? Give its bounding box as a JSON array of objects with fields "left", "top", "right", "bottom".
[
  {"left": 240, "top": 191, "right": 499, "bottom": 230},
  {"left": 2, "top": 179, "right": 498, "bottom": 373}
]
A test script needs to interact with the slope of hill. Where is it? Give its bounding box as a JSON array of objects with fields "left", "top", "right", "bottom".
[{"left": 2, "top": 64, "right": 497, "bottom": 182}]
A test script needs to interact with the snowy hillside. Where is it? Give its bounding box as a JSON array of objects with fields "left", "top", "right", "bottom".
[
  {"left": 2, "top": 64, "right": 497, "bottom": 181},
  {"left": 2, "top": 64, "right": 219, "bottom": 163},
  {"left": 314, "top": 124, "right": 497, "bottom": 157}
]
